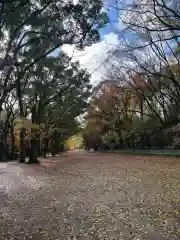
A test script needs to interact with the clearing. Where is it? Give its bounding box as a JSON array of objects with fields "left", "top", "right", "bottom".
[{"left": 0, "top": 151, "right": 180, "bottom": 239}]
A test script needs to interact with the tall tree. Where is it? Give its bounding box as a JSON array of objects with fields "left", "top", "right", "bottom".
[
  {"left": 23, "top": 53, "right": 91, "bottom": 162},
  {"left": 0, "top": 0, "right": 108, "bottom": 161}
]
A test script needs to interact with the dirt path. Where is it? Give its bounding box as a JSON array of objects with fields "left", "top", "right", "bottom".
[{"left": 0, "top": 152, "right": 180, "bottom": 239}]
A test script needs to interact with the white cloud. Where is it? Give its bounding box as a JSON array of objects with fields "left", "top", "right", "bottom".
[
  {"left": 61, "top": 32, "right": 119, "bottom": 85},
  {"left": 72, "top": 0, "right": 79, "bottom": 5}
]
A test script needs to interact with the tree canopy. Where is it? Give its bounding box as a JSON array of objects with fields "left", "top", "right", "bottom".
[
  {"left": 82, "top": 0, "right": 180, "bottom": 151},
  {"left": 0, "top": 0, "right": 108, "bottom": 162}
]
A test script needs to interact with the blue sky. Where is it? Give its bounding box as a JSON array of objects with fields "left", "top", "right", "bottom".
[
  {"left": 56, "top": 0, "right": 140, "bottom": 85},
  {"left": 62, "top": 1, "right": 126, "bottom": 85},
  {"left": 99, "top": 7, "right": 119, "bottom": 40}
]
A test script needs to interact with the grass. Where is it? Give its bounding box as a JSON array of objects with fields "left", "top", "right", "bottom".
[{"left": 105, "top": 149, "right": 180, "bottom": 157}]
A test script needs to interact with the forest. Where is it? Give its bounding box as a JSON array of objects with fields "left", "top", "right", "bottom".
[
  {"left": 0, "top": 0, "right": 180, "bottom": 162},
  {"left": 83, "top": 0, "right": 180, "bottom": 153}
]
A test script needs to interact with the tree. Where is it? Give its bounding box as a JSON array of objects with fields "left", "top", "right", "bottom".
[
  {"left": 0, "top": 0, "right": 108, "bottom": 161},
  {"left": 18, "top": 52, "right": 91, "bottom": 162},
  {"left": 81, "top": 0, "right": 180, "bottom": 151},
  {"left": 99, "top": 0, "right": 180, "bottom": 150}
]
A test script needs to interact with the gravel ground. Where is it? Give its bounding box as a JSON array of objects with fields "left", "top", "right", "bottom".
[{"left": 0, "top": 151, "right": 180, "bottom": 240}]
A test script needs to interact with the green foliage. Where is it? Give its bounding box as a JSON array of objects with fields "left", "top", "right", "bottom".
[
  {"left": 21, "top": 51, "right": 92, "bottom": 158},
  {"left": 0, "top": 0, "right": 108, "bottom": 160},
  {"left": 102, "top": 131, "right": 119, "bottom": 150}
]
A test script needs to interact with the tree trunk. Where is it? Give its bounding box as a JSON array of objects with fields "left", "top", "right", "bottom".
[
  {"left": 120, "top": 137, "right": 123, "bottom": 149},
  {"left": 10, "top": 124, "right": 15, "bottom": 159},
  {"left": 28, "top": 135, "right": 40, "bottom": 164},
  {"left": 0, "top": 141, "right": 7, "bottom": 161},
  {"left": 43, "top": 138, "right": 49, "bottom": 158},
  {"left": 19, "top": 128, "right": 26, "bottom": 162},
  {"left": 28, "top": 105, "right": 40, "bottom": 164},
  {"left": 17, "top": 78, "right": 26, "bottom": 163},
  {"left": 50, "top": 133, "right": 56, "bottom": 157},
  {"left": 0, "top": 125, "right": 8, "bottom": 162},
  {"left": 132, "top": 133, "right": 135, "bottom": 150}
]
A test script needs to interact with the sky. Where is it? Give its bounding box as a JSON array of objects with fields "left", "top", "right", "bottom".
[
  {"left": 61, "top": 0, "right": 179, "bottom": 86},
  {"left": 62, "top": 2, "right": 121, "bottom": 85}
]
